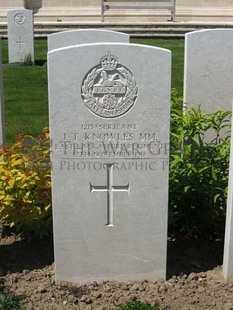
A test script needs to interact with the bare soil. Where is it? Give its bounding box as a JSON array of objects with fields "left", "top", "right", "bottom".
[{"left": 1, "top": 233, "right": 233, "bottom": 310}]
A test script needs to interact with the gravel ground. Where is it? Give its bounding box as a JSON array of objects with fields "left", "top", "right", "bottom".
[{"left": 1, "top": 234, "right": 233, "bottom": 310}]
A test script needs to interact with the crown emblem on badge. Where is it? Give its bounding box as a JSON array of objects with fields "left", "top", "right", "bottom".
[{"left": 100, "top": 51, "right": 118, "bottom": 71}]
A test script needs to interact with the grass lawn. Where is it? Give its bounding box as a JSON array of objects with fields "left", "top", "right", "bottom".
[
  {"left": 131, "top": 37, "right": 184, "bottom": 95},
  {"left": 1, "top": 37, "right": 184, "bottom": 145},
  {"left": 2, "top": 39, "right": 48, "bottom": 145}
]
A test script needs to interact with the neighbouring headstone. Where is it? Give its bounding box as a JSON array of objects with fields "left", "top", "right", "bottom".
[
  {"left": 0, "top": 39, "right": 5, "bottom": 146},
  {"left": 48, "top": 29, "right": 129, "bottom": 51},
  {"left": 184, "top": 29, "right": 233, "bottom": 113},
  {"left": 49, "top": 43, "right": 171, "bottom": 282},
  {"left": 7, "top": 9, "right": 34, "bottom": 63},
  {"left": 223, "top": 113, "right": 233, "bottom": 279}
]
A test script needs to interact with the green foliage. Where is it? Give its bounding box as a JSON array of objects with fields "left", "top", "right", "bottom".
[
  {"left": 0, "top": 128, "right": 52, "bottom": 239},
  {"left": 118, "top": 301, "right": 161, "bottom": 310},
  {"left": 169, "top": 90, "right": 231, "bottom": 239},
  {"left": 0, "top": 291, "right": 25, "bottom": 310},
  {"left": 22, "top": 54, "right": 33, "bottom": 66},
  {"left": 0, "top": 89, "right": 231, "bottom": 240}
]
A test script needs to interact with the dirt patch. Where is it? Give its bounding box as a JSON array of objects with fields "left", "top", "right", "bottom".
[{"left": 0, "top": 234, "right": 233, "bottom": 310}]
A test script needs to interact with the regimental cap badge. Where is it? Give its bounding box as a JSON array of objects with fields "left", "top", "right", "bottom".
[{"left": 81, "top": 51, "right": 138, "bottom": 118}]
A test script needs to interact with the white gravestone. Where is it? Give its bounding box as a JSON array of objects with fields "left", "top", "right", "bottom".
[
  {"left": 48, "top": 29, "right": 129, "bottom": 51},
  {"left": 184, "top": 29, "right": 233, "bottom": 113},
  {"left": 223, "top": 112, "right": 233, "bottom": 279},
  {"left": 0, "top": 39, "right": 5, "bottom": 146},
  {"left": 7, "top": 9, "right": 34, "bottom": 63},
  {"left": 49, "top": 43, "right": 171, "bottom": 283}
]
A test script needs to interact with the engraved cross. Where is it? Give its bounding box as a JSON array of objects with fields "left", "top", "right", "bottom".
[
  {"left": 90, "top": 163, "right": 130, "bottom": 227},
  {"left": 16, "top": 36, "right": 25, "bottom": 52}
]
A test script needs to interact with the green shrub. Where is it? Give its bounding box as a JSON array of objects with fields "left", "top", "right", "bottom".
[
  {"left": 0, "top": 91, "right": 231, "bottom": 240},
  {"left": 0, "top": 291, "right": 25, "bottom": 310},
  {"left": 118, "top": 301, "right": 161, "bottom": 310},
  {"left": 169, "top": 90, "right": 231, "bottom": 239},
  {"left": 0, "top": 128, "right": 51, "bottom": 239},
  {"left": 22, "top": 54, "right": 33, "bottom": 66}
]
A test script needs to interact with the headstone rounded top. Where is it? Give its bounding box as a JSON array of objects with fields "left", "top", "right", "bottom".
[
  {"left": 48, "top": 29, "right": 129, "bottom": 52},
  {"left": 185, "top": 28, "right": 233, "bottom": 38}
]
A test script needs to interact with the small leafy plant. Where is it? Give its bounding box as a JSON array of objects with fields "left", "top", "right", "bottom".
[
  {"left": 22, "top": 54, "right": 33, "bottom": 66},
  {"left": 0, "top": 291, "right": 25, "bottom": 310},
  {"left": 0, "top": 91, "right": 231, "bottom": 240},
  {"left": 0, "top": 128, "right": 51, "bottom": 238},
  {"left": 118, "top": 301, "right": 161, "bottom": 310},
  {"left": 169, "top": 90, "right": 231, "bottom": 239}
]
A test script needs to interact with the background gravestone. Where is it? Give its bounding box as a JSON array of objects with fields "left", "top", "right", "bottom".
[
  {"left": 0, "top": 38, "right": 5, "bottom": 145},
  {"left": 223, "top": 114, "right": 233, "bottom": 279},
  {"left": 49, "top": 43, "right": 171, "bottom": 282},
  {"left": 48, "top": 29, "right": 129, "bottom": 51},
  {"left": 184, "top": 29, "right": 233, "bottom": 113},
  {"left": 7, "top": 9, "right": 34, "bottom": 63}
]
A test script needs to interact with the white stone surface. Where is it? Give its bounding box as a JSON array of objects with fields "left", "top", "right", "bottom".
[
  {"left": 0, "top": 0, "right": 24, "bottom": 8},
  {"left": 7, "top": 9, "right": 34, "bottom": 63},
  {"left": 0, "top": 39, "right": 5, "bottom": 146},
  {"left": 28, "top": 0, "right": 99, "bottom": 7},
  {"left": 48, "top": 43, "right": 171, "bottom": 283},
  {"left": 1, "top": 0, "right": 233, "bottom": 23},
  {"left": 48, "top": 29, "right": 129, "bottom": 51},
  {"left": 184, "top": 29, "right": 233, "bottom": 113},
  {"left": 25, "top": 0, "right": 233, "bottom": 8},
  {"left": 223, "top": 110, "right": 233, "bottom": 279}
]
